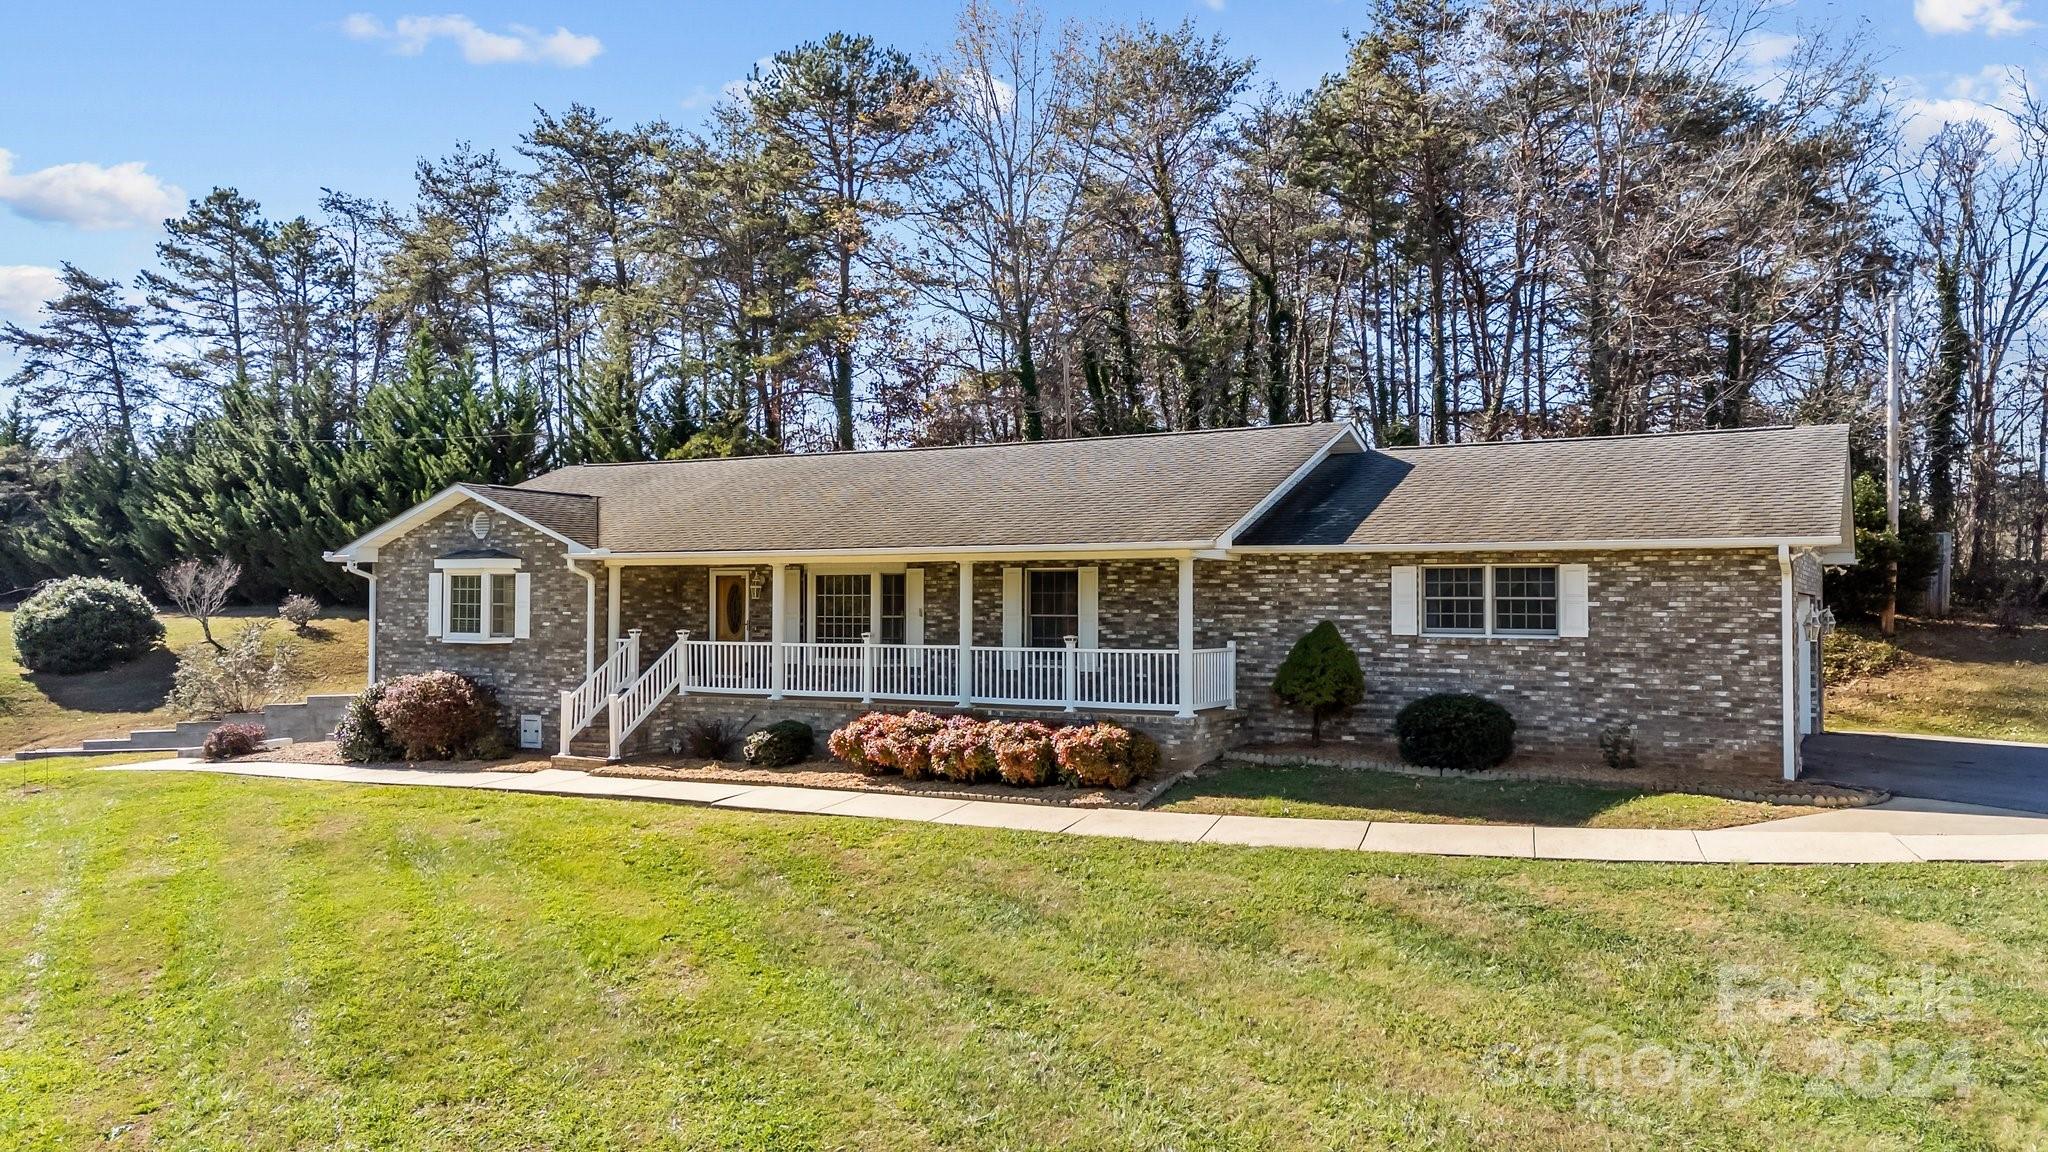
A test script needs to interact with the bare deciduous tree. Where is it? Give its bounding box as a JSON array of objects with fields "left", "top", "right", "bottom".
[{"left": 160, "top": 557, "right": 241, "bottom": 651}]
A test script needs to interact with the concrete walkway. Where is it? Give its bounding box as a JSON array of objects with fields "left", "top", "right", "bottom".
[{"left": 102, "top": 759, "right": 2048, "bottom": 864}]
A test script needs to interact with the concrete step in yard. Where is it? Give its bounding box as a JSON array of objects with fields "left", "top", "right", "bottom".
[{"left": 12, "top": 693, "right": 357, "bottom": 761}]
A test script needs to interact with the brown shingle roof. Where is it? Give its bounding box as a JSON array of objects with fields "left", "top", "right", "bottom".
[
  {"left": 514, "top": 423, "right": 1349, "bottom": 553},
  {"left": 459, "top": 483, "right": 601, "bottom": 547},
  {"left": 1236, "top": 424, "right": 1851, "bottom": 548}
]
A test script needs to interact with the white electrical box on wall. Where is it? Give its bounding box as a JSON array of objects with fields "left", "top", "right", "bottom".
[{"left": 518, "top": 714, "right": 543, "bottom": 750}]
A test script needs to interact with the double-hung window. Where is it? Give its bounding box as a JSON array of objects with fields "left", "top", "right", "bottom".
[
  {"left": 442, "top": 568, "right": 520, "bottom": 641},
  {"left": 1421, "top": 564, "right": 1560, "bottom": 638},
  {"left": 809, "top": 569, "right": 914, "bottom": 646}
]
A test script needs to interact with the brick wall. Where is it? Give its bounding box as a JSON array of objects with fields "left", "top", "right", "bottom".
[
  {"left": 1196, "top": 550, "right": 1787, "bottom": 773},
  {"left": 372, "top": 500, "right": 593, "bottom": 750}
]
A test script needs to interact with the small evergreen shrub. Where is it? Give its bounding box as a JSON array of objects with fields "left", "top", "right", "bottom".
[
  {"left": 12, "top": 576, "right": 164, "bottom": 674},
  {"left": 1394, "top": 693, "right": 1517, "bottom": 771},
  {"left": 202, "top": 722, "right": 267, "bottom": 761},
  {"left": 988, "top": 720, "right": 1057, "bottom": 787},
  {"left": 1271, "top": 621, "right": 1365, "bottom": 744},
  {"left": 743, "top": 720, "right": 814, "bottom": 767},
  {"left": 1598, "top": 724, "right": 1638, "bottom": 772},
  {"left": 278, "top": 593, "right": 320, "bottom": 634},
  {"left": 372, "top": 671, "right": 500, "bottom": 760},
  {"left": 336, "top": 682, "right": 402, "bottom": 763},
  {"left": 929, "top": 715, "right": 999, "bottom": 783},
  {"left": 168, "top": 622, "right": 300, "bottom": 717}
]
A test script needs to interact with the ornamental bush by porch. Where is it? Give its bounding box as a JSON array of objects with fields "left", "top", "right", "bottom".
[
  {"left": 743, "top": 720, "right": 814, "bottom": 767},
  {"left": 1053, "top": 722, "right": 1140, "bottom": 789},
  {"left": 929, "top": 715, "right": 998, "bottom": 783},
  {"left": 12, "top": 576, "right": 164, "bottom": 674},
  {"left": 1271, "top": 621, "right": 1364, "bottom": 745},
  {"left": 336, "top": 682, "right": 403, "bottom": 763},
  {"left": 987, "top": 721, "right": 1058, "bottom": 786},
  {"left": 1395, "top": 693, "right": 1517, "bottom": 771},
  {"left": 372, "top": 671, "right": 501, "bottom": 761}
]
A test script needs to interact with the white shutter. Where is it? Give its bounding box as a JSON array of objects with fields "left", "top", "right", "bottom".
[
  {"left": 1389, "top": 565, "right": 1418, "bottom": 635},
  {"left": 1559, "top": 563, "right": 1590, "bottom": 637},
  {"left": 513, "top": 571, "right": 532, "bottom": 639},
  {"left": 1002, "top": 566, "right": 1024, "bottom": 668},
  {"left": 426, "top": 571, "right": 444, "bottom": 638},
  {"left": 904, "top": 567, "right": 925, "bottom": 646},
  {"left": 1076, "top": 566, "right": 1099, "bottom": 648}
]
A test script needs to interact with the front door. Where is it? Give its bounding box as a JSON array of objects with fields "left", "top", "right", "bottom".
[{"left": 713, "top": 572, "right": 749, "bottom": 642}]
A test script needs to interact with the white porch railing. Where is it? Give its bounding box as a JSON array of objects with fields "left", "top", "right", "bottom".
[
  {"left": 557, "top": 631, "right": 640, "bottom": 755},
  {"left": 587, "top": 635, "right": 1238, "bottom": 761},
  {"left": 608, "top": 632, "right": 684, "bottom": 760}
]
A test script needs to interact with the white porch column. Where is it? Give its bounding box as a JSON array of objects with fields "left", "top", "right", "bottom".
[
  {"left": 1176, "top": 554, "right": 1196, "bottom": 718},
  {"left": 770, "top": 561, "right": 787, "bottom": 700},
  {"left": 606, "top": 563, "right": 621, "bottom": 652},
  {"left": 957, "top": 560, "right": 973, "bottom": 707}
]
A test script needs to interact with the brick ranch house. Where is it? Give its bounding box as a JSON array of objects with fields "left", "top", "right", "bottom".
[{"left": 325, "top": 422, "right": 1853, "bottom": 780}]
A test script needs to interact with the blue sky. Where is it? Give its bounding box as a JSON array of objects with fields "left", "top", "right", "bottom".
[{"left": 1, "top": 0, "right": 2043, "bottom": 323}]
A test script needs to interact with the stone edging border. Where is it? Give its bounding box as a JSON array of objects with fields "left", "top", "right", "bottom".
[{"left": 1225, "top": 749, "right": 1888, "bottom": 809}]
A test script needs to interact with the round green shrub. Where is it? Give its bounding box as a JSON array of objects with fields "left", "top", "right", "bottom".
[
  {"left": 743, "top": 719, "right": 815, "bottom": 767},
  {"left": 1272, "top": 621, "right": 1364, "bottom": 744},
  {"left": 12, "top": 576, "right": 165, "bottom": 674},
  {"left": 1394, "top": 693, "right": 1517, "bottom": 771}
]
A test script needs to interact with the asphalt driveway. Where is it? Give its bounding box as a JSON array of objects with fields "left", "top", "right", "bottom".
[{"left": 1805, "top": 731, "right": 2048, "bottom": 814}]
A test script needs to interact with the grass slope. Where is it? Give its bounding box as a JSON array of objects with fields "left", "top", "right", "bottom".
[
  {"left": 3, "top": 759, "right": 2044, "bottom": 1149},
  {"left": 1156, "top": 761, "right": 1816, "bottom": 828},
  {"left": 0, "top": 608, "right": 367, "bottom": 752},
  {"left": 1828, "top": 617, "right": 2048, "bottom": 743}
]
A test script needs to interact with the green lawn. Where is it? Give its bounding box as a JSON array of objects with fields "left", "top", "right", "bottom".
[
  {"left": 0, "top": 607, "right": 367, "bottom": 753},
  {"left": 4, "top": 758, "right": 2044, "bottom": 1149},
  {"left": 1827, "top": 616, "right": 2048, "bottom": 743},
  {"left": 1156, "top": 761, "right": 1818, "bottom": 829}
]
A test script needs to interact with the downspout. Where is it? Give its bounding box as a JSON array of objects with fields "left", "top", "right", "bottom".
[
  {"left": 342, "top": 560, "right": 377, "bottom": 685},
  {"left": 1778, "top": 544, "right": 1797, "bottom": 782},
  {"left": 567, "top": 556, "right": 598, "bottom": 676}
]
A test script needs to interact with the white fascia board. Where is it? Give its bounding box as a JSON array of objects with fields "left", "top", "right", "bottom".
[
  {"left": 1229, "top": 535, "right": 1846, "bottom": 555},
  {"left": 434, "top": 557, "right": 525, "bottom": 570},
  {"left": 1215, "top": 424, "right": 1364, "bottom": 549},
  {"left": 325, "top": 485, "right": 598, "bottom": 562},
  {"left": 600, "top": 543, "right": 1209, "bottom": 565}
]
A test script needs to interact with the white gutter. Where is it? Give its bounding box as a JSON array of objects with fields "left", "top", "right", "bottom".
[
  {"left": 340, "top": 560, "right": 377, "bottom": 685},
  {"left": 565, "top": 555, "right": 599, "bottom": 676},
  {"left": 600, "top": 542, "right": 1216, "bottom": 564},
  {"left": 1778, "top": 544, "right": 1798, "bottom": 782}
]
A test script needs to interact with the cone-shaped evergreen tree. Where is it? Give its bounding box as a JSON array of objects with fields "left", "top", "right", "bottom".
[{"left": 1271, "top": 620, "right": 1365, "bottom": 744}]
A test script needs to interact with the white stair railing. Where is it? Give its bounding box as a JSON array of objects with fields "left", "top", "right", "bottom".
[
  {"left": 607, "top": 632, "right": 684, "bottom": 760},
  {"left": 557, "top": 631, "right": 640, "bottom": 755}
]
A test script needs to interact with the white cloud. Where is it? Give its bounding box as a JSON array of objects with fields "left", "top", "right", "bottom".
[
  {"left": 343, "top": 13, "right": 603, "bottom": 67},
  {"left": 1203, "top": 0, "right": 1226, "bottom": 9},
  {"left": 0, "top": 265, "right": 62, "bottom": 323},
  {"left": 0, "top": 149, "right": 182, "bottom": 231},
  {"left": 1915, "top": 0, "right": 2035, "bottom": 36},
  {"left": 1901, "top": 66, "right": 2030, "bottom": 157}
]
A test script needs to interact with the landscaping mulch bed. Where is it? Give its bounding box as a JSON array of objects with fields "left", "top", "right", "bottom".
[
  {"left": 232, "top": 740, "right": 551, "bottom": 774},
  {"left": 1233, "top": 741, "right": 1883, "bottom": 807},
  {"left": 592, "top": 755, "right": 1185, "bottom": 809}
]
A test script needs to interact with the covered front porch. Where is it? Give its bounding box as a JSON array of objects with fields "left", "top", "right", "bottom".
[{"left": 564, "top": 554, "right": 1237, "bottom": 758}]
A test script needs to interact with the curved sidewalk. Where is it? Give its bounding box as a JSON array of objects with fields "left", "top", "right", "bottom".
[{"left": 103, "top": 759, "right": 2048, "bottom": 865}]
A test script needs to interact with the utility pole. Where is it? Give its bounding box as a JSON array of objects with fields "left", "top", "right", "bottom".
[{"left": 1884, "top": 293, "right": 1901, "bottom": 637}]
